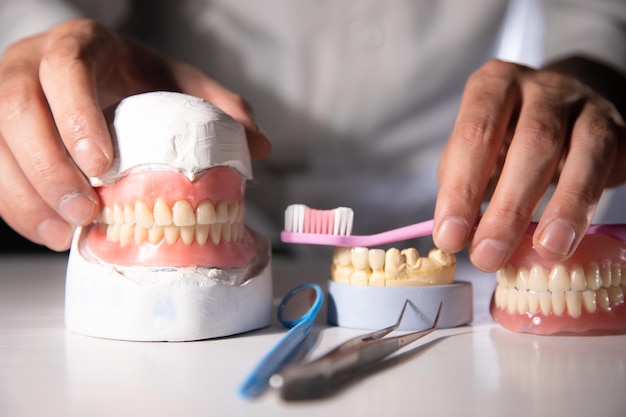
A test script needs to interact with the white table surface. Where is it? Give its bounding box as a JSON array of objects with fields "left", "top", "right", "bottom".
[{"left": 1, "top": 253, "right": 625, "bottom": 417}]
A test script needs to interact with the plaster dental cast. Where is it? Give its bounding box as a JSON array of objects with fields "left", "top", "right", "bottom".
[{"left": 65, "top": 91, "right": 272, "bottom": 342}]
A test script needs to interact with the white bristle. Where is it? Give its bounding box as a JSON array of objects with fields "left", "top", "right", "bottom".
[{"left": 284, "top": 204, "right": 354, "bottom": 235}]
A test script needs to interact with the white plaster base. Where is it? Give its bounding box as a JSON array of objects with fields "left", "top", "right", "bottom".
[
  {"left": 65, "top": 235, "right": 273, "bottom": 342},
  {"left": 327, "top": 280, "right": 472, "bottom": 330}
]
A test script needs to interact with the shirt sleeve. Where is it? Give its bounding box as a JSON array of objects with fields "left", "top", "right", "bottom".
[{"left": 542, "top": 0, "right": 626, "bottom": 73}]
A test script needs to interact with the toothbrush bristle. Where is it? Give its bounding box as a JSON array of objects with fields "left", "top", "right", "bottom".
[{"left": 284, "top": 204, "right": 354, "bottom": 235}]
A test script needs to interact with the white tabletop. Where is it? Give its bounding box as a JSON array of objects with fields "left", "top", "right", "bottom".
[{"left": 1, "top": 253, "right": 625, "bottom": 417}]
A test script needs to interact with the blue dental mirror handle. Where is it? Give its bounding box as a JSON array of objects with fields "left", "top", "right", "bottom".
[{"left": 238, "top": 283, "right": 324, "bottom": 398}]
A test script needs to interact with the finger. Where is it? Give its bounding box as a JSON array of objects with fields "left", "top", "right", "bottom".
[
  {"left": 469, "top": 73, "right": 571, "bottom": 272},
  {"left": 39, "top": 19, "right": 114, "bottom": 178},
  {"left": 434, "top": 60, "right": 520, "bottom": 253},
  {"left": 0, "top": 136, "right": 73, "bottom": 251},
  {"left": 0, "top": 39, "right": 99, "bottom": 230},
  {"left": 533, "top": 99, "right": 620, "bottom": 259},
  {"left": 169, "top": 60, "right": 272, "bottom": 161}
]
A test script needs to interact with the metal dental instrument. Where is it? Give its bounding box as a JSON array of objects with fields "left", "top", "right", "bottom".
[
  {"left": 272, "top": 301, "right": 443, "bottom": 400},
  {"left": 239, "top": 283, "right": 324, "bottom": 399}
]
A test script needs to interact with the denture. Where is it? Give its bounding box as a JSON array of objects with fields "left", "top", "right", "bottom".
[
  {"left": 490, "top": 232, "right": 626, "bottom": 335},
  {"left": 65, "top": 92, "right": 272, "bottom": 342}
]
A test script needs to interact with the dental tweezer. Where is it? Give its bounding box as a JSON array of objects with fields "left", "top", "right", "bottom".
[{"left": 272, "top": 301, "right": 443, "bottom": 400}]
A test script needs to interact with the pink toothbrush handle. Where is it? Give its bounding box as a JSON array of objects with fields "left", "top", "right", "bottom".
[
  {"left": 280, "top": 219, "right": 435, "bottom": 247},
  {"left": 281, "top": 220, "right": 626, "bottom": 247}
]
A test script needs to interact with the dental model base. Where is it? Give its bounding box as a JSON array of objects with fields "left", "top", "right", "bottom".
[
  {"left": 65, "top": 91, "right": 272, "bottom": 342},
  {"left": 281, "top": 204, "right": 626, "bottom": 247}
]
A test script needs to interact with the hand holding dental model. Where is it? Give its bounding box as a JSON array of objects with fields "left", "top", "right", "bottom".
[{"left": 0, "top": 18, "right": 624, "bottom": 274}]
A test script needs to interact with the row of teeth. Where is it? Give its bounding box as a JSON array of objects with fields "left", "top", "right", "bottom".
[
  {"left": 497, "top": 263, "right": 625, "bottom": 292},
  {"left": 331, "top": 247, "right": 456, "bottom": 286},
  {"left": 101, "top": 222, "right": 245, "bottom": 246},
  {"left": 494, "top": 263, "right": 626, "bottom": 318},
  {"left": 97, "top": 199, "right": 245, "bottom": 246}
]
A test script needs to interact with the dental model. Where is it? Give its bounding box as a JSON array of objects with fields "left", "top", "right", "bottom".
[
  {"left": 491, "top": 232, "right": 626, "bottom": 335},
  {"left": 281, "top": 205, "right": 472, "bottom": 329},
  {"left": 331, "top": 246, "right": 456, "bottom": 286},
  {"left": 65, "top": 91, "right": 272, "bottom": 342}
]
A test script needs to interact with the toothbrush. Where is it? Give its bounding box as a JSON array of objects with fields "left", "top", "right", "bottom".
[{"left": 280, "top": 204, "right": 626, "bottom": 247}]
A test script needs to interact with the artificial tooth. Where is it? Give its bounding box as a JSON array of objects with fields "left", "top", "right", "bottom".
[
  {"left": 384, "top": 248, "right": 404, "bottom": 278},
  {"left": 332, "top": 247, "right": 353, "bottom": 284},
  {"left": 124, "top": 204, "right": 135, "bottom": 225},
  {"left": 103, "top": 206, "right": 114, "bottom": 224},
  {"left": 596, "top": 288, "right": 610, "bottom": 312},
  {"left": 551, "top": 290, "right": 566, "bottom": 316},
  {"left": 210, "top": 223, "right": 222, "bottom": 245},
  {"left": 611, "top": 264, "right": 622, "bottom": 287},
  {"left": 173, "top": 200, "right": 195, "bottom": 226},
  {"left": 495, "top": 286, "right": 507, "bottom": 308},
  {"left": 135, "top": 201, "right": 154, "bottom": 228},
  {"left": 515, "top": 268, "right": 529, "bottom": 291},
  {"left": 148, "top": 225, "right": 164, "bottom": 244},
  {"left": 582, "top": 290, "right": 597, "bottom": 314},
  {"left": 570, "top": 266, "right": 587, "bottom": 292},
  {"left": 222, "top": 224, "right": 232, "bottom": 243},
  {"left": 351, "top": 247, "right": 371, "bottom": 271},
  {"left": 600, "top": 263, "right": 612, "bottom": 288},
  {"left": 507, "top": 288, "right": 518, "bottom": 314},
  {"left": 539, "top": 292, "right": 552, "bottom": 316},
  {"left": 528, "top": 292, "right": 540, "bottom": 314},
  {"left": 107, "top": 224, "right": 121, "bottom": 242},
  {"left": 517, "top": 289, "right": 529, "bottom": 314},
  {"left": 154, "top": 199, "right": 173, "bottom": 226},
  {"left": 369, "top": 249, "right": 385, "bottom": 271},
  {"left": 134, "top": 226, "right": 148, "bottom": 243},
  {"left": 113, "top": 204, "right": 125, "bottom": 224},
  {"left": 429, "top": 248, "right": 454, "bottom": 266},
  {"left": 608, "top": 286, "right": 624, "bottom": 307},
  {"left": 529, "top": 265, "right": 549, "bottom": 292},
  {"left": 566, "top": 291, "right": 582, "bottom": 318},
  {"left": 196, "top": 224, "right": 210, "bottom": 245},
  {"left": 237, "top": 204, "right": 246, "bottom": 223},
  {"left": 180, "top": 226, "right": 195, "bottom": 245},
  {"left": 402, "top": 248, "right": 421, "bottom": 271},
  {"left": 216, "top": 201, "right": 229, "bottom": 223},
  {"left": 548, "top": 265, "right": 570, "bottom": 292},
  {"left": 350, "top": 247, "right": 371, "bottom": 285},
  {"left": 228, "top": 202, "right": 239, "bottom": 223},
  {"left": 586, "top": 263, "right": 602, "bottom": 290},
  {"left": 120, "top": 224, "right": 134, "bottom": 247},
  {"left": 197, "top": 200, "right": 217, "bottom": 225},
  {"left": 164, "top": 225, "right": 180, "bottom": 244},
  {"left": 496, "top": 266, "right": 512, "bottom": 288}
]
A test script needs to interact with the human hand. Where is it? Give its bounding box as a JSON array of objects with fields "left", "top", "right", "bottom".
[
  {"left": 434, "top": 58, "right": 626, "bottom": 272},
  {"left": 0, "top": 18, "right": 270, "bottom": 251}
]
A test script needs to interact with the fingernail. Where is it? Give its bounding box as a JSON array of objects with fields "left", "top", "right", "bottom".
[
  {"left": 436, "top": 216, "right": 470, "bottom": 252},
  {"left": 538, "top": 219, "right": 576, "bottom": 256},
  {"left": 37, "top": 218, "right": 74, "bottom": 251},
  {"left": 73, "top": 139, "right": 109, "bottom": 177},
  {"left": 471, "top": 239, "right": 509, "bottom": 272},
  {"left": 59, "top": 192, "right": 97, "bottom": 225}
]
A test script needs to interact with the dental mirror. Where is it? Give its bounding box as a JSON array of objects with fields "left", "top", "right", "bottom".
[{"left": 239, "top": 282, "right": 324, "bottom": 398}]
